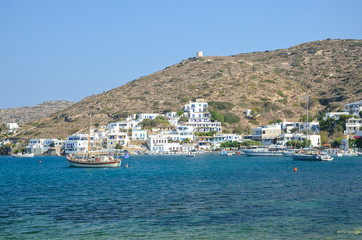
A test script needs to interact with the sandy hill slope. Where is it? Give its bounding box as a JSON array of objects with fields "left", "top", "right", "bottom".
[
  {"left": 0, "top": 101, "right": 74, "bottom": 125},
  {"left": 17, "top": 39, "right": 362, "bottom": 139}
]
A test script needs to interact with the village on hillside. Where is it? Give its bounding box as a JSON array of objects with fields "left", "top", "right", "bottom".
[{"left": 0, "top": 98, "right": 361, "bottom": 156}]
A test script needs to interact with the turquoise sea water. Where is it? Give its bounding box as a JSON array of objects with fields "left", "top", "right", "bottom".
[{"left": 0, "top": 155, "right": 361, "bottom": 239}]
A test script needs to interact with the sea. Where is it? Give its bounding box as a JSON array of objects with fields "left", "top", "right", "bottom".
[{"left": 0, "top": 154, "right": 361, "bottom": 239}]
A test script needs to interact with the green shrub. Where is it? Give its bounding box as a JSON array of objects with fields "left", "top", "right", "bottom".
[
  {"left": 209, "top": 101, "right": 234, "bottom": 111},
  {"left": 283, "top": 109, "right": 294, "bottom": 117},
  {"left": 210, "top": 110, "right": 224, "bottom": 123},
  {"left": 249, "top": 119, "right": 259, "bottom": 125},
  {"left": 223, "top": 113, "right": 240, "bottom": 124},
  {"left": 277, "top": 90, "right": 286, "bottom": 98}
]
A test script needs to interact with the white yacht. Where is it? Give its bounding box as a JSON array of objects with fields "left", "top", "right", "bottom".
[{"left": 243, "top": 145, "right": 284, "bottom": 156}]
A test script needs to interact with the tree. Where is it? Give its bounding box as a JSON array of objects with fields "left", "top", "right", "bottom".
[
  {"left": 49, "top": 142, "right": 55, "bottom": 148},
  {"left": 319, "top": 117, "right": 336, "bottom": 134},
  {"left": 176, "top": 111, "right": 184, "bottom": 116},
  {"left": 0, "top": 146, "right": 12, "bottom": 155},
  {"left": 331, "top": 137, "right": 344, "bottom": 148},
  {"left": 196, "top": 131, "right": 216, "bottom": 137},
  {"left": 178, "top": 116, "right": 189, "bottom": 123},
  {"left": 355, "top": 137, "right": 362, "bottom": 148},
  {"left": 240, "top": 140, "right": 262, "bottom": 146},
  {"left": 300, "top": 115, "right": 314, "bottom": 123},
  {"left": 115, "top": 143, "right": 123, "bottom": 150},
  {"left": 302, "top": 139, "right": 312, "bottom": 148},
  {"left": 210, "top": 110, "right": 224, "bottom": 123},
  {"left": 290, "top": 127, "right": 299, "bottom": 134},
  {"left": 233, "top": 126, "right": 243, "bottom": 135},
  {"left": 320, "top": 131, "right": 330, "bottom": 145},
  {"left": 181, "top": 138, "right": 191, "bottom": 143}
]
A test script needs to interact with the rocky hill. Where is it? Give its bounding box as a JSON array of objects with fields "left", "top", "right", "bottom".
[
  {"left": 17, "top": 39, "right": 361, "bottom": 139},
  {"left": 0, "top": 101, "right": 74, "bottom": 125}
]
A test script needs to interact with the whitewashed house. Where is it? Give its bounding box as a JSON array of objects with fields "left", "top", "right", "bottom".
[
  {"left": 131, "top": 129, "right": 148, "bottom": 140},
  {"left": 345, "top": 100, "right": 362, "bottom": 116},
  {"left": 165, "top": 112, "right": 180, "bottom": 126},
  {"left": 213, "top": 133, "right": 242, "bottom": 148},
  {"left": 106, "top": 128, "right": 129, "bottom": 150},
  {"left": 137, "top": 113, "right": 161, "bottom": 121},
  {"left": 183, "top": 99, "right": 222, "bottom": 133},
  {"left": 147, "top": 134, "right": 169, "bottom": 152},
  {"left": 27, "top": 139, "right": 64, "bottom": 155},
  {"left": 276, "top": 134, "right": 320, "bottom": 148},
  {"left": 6, "top": 123, "right": 19, "bottom": 133},
  {"left": 64, "top": 133, "right": 89, "bottom": 154},
  {"left": 323, "top": 112, "right": 350, "bottom": 121},
  {"left": 344, "top": 118, "right": 362, "bottom": 135},
  {"left": 181, "top": 143, "right": 196, "bottom": 152},
  {"left": 281, "top": 120, "right": 319, "bottom": 134},
  {"left": 196, "top": 136, "right": 213, "bottom": 150}
]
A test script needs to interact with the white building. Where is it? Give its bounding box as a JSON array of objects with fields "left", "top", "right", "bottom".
[
  {"left": 244, "top": 109, "right": 252, "bottom": 118},
  {"left": 196, "top": 136, "right": 213, "bottom": 150},
  {"left": 252, "top": 124, "right": 282, "bottom": 145},
  {"left": 181, "top": 143, "right": 196, "bottom": 152},
  {"left": 106, "top": 129, "right": 129, "bottom": 150},
  {"left": 165, "top": 112, "right": 180, "bottom": 126},
  {"left": 27, "top": 139, "right": 64, "bottom": 155},
  {"left": 6, "top": 123, "right": 19, "bottom": 133},
  {"left": 173, "top": 126, "right": 195, "bottom": 141},
  {"left": 213, "top": 133, "right": 242, "bottom": 148},
  {"left": 147, "top": 134, "right": 181, "bottom": 153},
  {"left": 281, "top": 120, "right": 319, "bottom": 134},
  {"left": 137, "top": 113, "right": 161, "bottom": 121},
  {"left": 64, "top": 133, "right": 89, "bottom": 154},
  {"left": 108, "top": 119, "right": 139, "bottom": 131},
  {"left": 131, "top": 129, "right": 148, "bottom": 140},
  {"left": 345, "top": 100, "right": 362, "bottom": 116},
  {"left": 323, "top": 112, "right": 350, "bottom": 121},
  {"left": 344, "top": 118, "right": 362, "bottom": 135},
  {"left": 276, "top": 134, "right": 321, "bottom": 148},
  {"left": 182, "top": 99, "right": 222, "bottom": 133}
]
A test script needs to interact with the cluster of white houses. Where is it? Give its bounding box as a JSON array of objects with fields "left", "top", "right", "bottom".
[{"left": 16, "top": 99, "right": 362, "bottom": 155}]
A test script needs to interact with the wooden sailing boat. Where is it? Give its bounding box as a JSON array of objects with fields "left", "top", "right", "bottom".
[{"left": 66, "top": 114, "right": 122, "bottom": 168}]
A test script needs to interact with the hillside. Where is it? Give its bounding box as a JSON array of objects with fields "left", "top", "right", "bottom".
[
  {"left": 0, "top": 101, "right": 74, "bottom": 125},
  {"left": 17, "top": 39, "right": 361, "bottom": 139}
]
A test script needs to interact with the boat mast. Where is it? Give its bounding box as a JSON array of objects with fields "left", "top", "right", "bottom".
[
  {"left": 87, "top": 112, "right": 91, "bottom": 159},
  {"left": 306, "top": 91, "right": 309, "bottom": 149}
]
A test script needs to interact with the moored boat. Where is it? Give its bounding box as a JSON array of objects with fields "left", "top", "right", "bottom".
[
  {"left": 282, "top": 149, "right": 298, "bottom": 157},
  {"left": 66, "top": 152, "right": 122, "bottom": 168},
  {"left": 293, "top": 150, "right": 333, "bottom": 161},
  {"left": 12, "top": 153, "right": 35, "bottom": 158},
  {"left": 220, "top": 150, "right": 233, "bottom": 156},
  {"left": 66, "top": 116, "right": 123, "bottom": 168}
]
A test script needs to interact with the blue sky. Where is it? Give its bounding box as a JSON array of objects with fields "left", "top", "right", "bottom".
[{"left": 0, "top": 0, "right": 361, "bottom": 109}]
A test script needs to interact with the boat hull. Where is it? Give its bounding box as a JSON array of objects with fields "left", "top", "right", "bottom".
[
  {"left": 12, "top": 153, "right": 35, "bottom": 158},
  {"left": 67, "top": 159, "right": 121, "bottom": 168},
  {"left": 243, "top": 150, "right": 283, "bottom": 156},
  {"left": 292, "top": 154, "right": 333, "bottom": 161}
]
